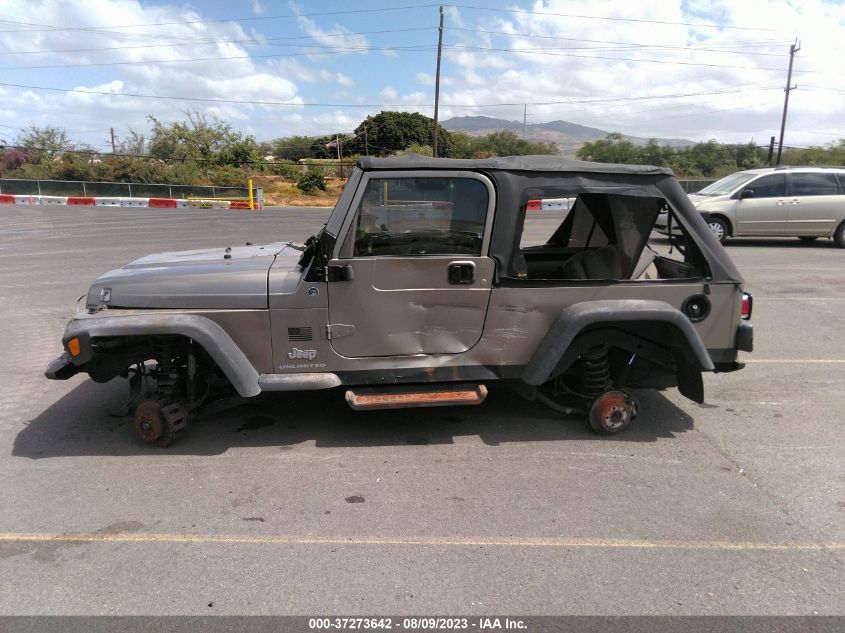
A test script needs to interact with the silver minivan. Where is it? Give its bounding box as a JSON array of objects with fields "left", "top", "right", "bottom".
[{"left": 657, "top": 166, "right": 845, "bottom": 247}]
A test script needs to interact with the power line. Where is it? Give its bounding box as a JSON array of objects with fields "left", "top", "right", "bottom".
[
  {"left": 0, "top": 27, "right": 436, "bottom": 56},
  {"left": 0, "top": 42, "right": 821, "bottom": 74},
  {"left": 0, "top": 80, "right": 784, "bottom": 109},
  {"left": 0, "top": 5, "right": 442, "bottom": 32},
  {"left": 0, "top": 44, "right": 438, "bottom": 71},
  {"left": 442, "top": 44, "right": 826, "bottom": 74},
  {"left": 446, "top": 4, "right": 803, "bottom": 33},
  {"left": 446, "top": 27, "right": 790, "bottom": 57}
]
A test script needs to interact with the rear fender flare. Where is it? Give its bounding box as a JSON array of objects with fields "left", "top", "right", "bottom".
[
  {"left": 522, "top": 300, "right": 714, "bottom": 396},
  {"left": 63, "top": 314, "right": 261, "bottom": 397}
]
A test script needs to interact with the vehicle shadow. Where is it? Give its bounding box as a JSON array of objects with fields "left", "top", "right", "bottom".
[
  {"left": 722, "top": 237, "right": 838, "bottom": 248},
  {"left": 651, "top": 235, "right": 837, "bottom": 248},
  {"left": 13, "top": 377, "right": 695, "bottom": 458}
]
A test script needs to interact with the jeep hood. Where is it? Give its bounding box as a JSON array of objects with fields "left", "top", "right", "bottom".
[{"left": 86, "top": 242, "right": 302, "bottom": 310}]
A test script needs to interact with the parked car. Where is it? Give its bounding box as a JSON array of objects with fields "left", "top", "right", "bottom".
[
  {"left": 45, "top": 156, "right": 753, "bottom": 445},
  {"left": 656, "top": 166, "right": 845, "bottom": 246}
]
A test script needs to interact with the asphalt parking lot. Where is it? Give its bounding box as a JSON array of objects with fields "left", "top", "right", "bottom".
[{"left": 0, "top": 204, "right": 843, "bottom": 615}]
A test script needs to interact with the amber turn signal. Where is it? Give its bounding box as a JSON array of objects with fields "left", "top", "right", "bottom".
[{"left": 67, "top": 338, "right": 81, "bottom": 356}]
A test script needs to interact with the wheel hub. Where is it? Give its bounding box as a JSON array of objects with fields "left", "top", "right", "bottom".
[
  {"left": 134, "top": 400, "right": 165, "bottom": 443},
  {"left": 589, "top": 391, "right": 636, "bottom": 434},
  {"left": 708, "top": 221, "right": 725, "bottom": 239}
]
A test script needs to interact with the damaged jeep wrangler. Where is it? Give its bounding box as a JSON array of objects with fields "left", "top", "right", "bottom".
[{"left": 46, "top": 156, "right": 753, "bottom": 445}]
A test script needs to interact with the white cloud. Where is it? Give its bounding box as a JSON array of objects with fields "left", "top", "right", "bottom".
[
  {"left": 0, "top": 0, "right": 842, "bottom": 146},
  {"left": 292, "top": 5, "right": 370, "bottom": 57},
  {"left": 0, "top": 0, "right": 309, "bottom": 140},
  {"left": 251, "top": 0, "right": 265, "bottom": 15},
  {"left": 432, "top": 0, "right": 845, "bottom": 144}
]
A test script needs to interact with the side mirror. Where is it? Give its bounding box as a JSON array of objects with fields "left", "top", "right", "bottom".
[{"left": 739, "top": 189, "right": 754, "bottom": 199}]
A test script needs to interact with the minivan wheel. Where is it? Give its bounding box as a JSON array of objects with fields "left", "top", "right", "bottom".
[
  {"left": 707, "top": 217, "right": 728, "bottom": 244},
  {"left": 835, "top": 222, "right": 845, "bottom": 249}
]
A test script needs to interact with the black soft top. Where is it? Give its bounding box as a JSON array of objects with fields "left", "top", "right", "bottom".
[
  {"left": 358, "top": 155, "right": 675, "bottom": 176},
  {"left": 349, "top": 155, "right": 741, "bottom": 283}
]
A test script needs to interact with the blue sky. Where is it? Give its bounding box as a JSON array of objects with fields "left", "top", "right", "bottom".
[{"left": 0, "top": 0, "right": 843, "bottom": 151}]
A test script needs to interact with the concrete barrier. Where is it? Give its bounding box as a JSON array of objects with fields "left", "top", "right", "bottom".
[
  {"left": 0, "top": 195, "right": 256, "bottom": 210},
  {"left": 38, "top": 196, "right": 68, "bottom": 205},
  {"left": 148, "top": 198, "right": 178, "bottom": 208},
  {"left": 67, "top": 197, "right": 96, "bottom": 206},
  {"left": 188, "top": 199, "right": 231, "bottom": 209},
  {"left": 95, "top": 197, "right": 123, "bottom": 206}
]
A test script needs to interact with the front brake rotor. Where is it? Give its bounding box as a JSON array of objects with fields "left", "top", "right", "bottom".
[{"left": 134, "top": 400, "right": 165, "bottom": 443}]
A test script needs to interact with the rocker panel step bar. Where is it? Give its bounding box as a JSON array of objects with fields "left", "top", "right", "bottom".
[{"left": 345, "top": 383, "right": 488, "bottom": 411}]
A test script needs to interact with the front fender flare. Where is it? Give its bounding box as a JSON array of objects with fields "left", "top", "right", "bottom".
[
  {"left": 63, "top": 313, "right": 261, "bottom": 397},
  {"left": 522, "top": 299, "right": 715, "bottom": 387}
]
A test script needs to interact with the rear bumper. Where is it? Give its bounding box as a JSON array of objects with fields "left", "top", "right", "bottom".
[
  {"left": 44, "top": 352, "right": 79, "bottom": 380},
  {"left": 736, "top": 322, "right": 753, "bottom": 352}
]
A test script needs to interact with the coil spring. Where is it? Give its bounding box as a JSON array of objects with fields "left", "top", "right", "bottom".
[
  {"left": 581, "top": 343, "right": 611, "bottom": 398},
  {"left": 151, "top": 336, "right": 181, "bottom": 372}
]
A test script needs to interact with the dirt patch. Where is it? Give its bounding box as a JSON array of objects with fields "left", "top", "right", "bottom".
[{"left": 253, "top": 175, "right": 343, "bottom": 207}]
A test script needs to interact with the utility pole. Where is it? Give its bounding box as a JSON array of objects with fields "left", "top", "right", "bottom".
[
  {"left": 336, "top": 133, "right": 342, "bottom": 179},
  {"left": 767, "top": 136, "right": 776, "bottom": 165},
  {"left": 523, "top": 104, "right": 527, "bottom": 140},
  {"left": 110, "top": 127, "right": 116, "bottom": 153},
  {"left": 776, "top": 39, "right": 800, "bottom": 165},
  {"left": 364, "top": 125, "right": 369, "bottom": 157},
  {"left": 432, "top": 5, "right": 444, "bottom": 157}
]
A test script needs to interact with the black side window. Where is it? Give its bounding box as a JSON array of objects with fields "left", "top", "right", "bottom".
[
  {"left": 745, "top": 174, "right": 785, "bottom": 198},
  {"left": 790, "top": 173, "right": 840, "bottom": 196}
]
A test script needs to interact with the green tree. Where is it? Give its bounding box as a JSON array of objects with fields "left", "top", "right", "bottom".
[
  {"left": 465, "top": 130, "right": 556, "bottom": 157},
  {"left": 147, "top": 111, "right": 242, "bottom": 163},
  {"left": 273, "top": 135, "right": 322, "bottom": 161},
  {"left": 576, "top": 133, "right": 639, "bottom": 163},
  {"left": 297, "top": 171, "right": 327, "bottom": 194},
  {"left": 217, "top": 136, "right": 262, "bottom": 169},
  {"left": 781, "top": 139, "right": 845, "bottom": 166},
  {"left": 352, "top": 111, "right": 453, "bottom": 157},
  {"left": 115, "top": 129, "right": 147, "bottom": 156},
  {"left": 16, "top": 125, "right": 72, "bottom": 162}
]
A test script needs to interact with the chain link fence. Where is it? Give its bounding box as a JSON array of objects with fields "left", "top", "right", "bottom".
[
  {"left": 678, "top": 179, "right": 716, "bottom": 193},
  {"left": 0, "top": 178, "right": 251, "bottom": 199}
]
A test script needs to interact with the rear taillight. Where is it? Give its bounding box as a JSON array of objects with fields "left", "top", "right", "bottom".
[
  {"left": 526, "top": 199, "right": 542, "bottom": 211},
  {"left": 741, "top": 292, "right": 753, "bottom": 320}
]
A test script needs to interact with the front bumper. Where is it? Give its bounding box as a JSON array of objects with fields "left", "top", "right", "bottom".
[{"left": 44, "top": 351, "right": 79, "bottom": 380}]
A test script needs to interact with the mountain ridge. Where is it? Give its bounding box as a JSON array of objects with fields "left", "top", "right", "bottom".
[{"left": 440, "top": 115, "right": 695, "bottom": 155}]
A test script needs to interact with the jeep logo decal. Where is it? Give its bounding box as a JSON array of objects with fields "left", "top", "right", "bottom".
[{"left": 288, "top": 347, "right": 317, "bottom": 360}]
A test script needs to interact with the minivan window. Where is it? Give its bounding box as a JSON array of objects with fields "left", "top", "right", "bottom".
[
  {"left": 790, "top": 172, "right": 840, "bottom": 196},
  {"left": 696, "top": 172, "right": 756, "bottom": 196},
  {"left": 745, "top": 174, "right": 786, "bottom": 198}
]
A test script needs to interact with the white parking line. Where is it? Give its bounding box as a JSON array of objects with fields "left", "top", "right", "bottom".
[
  {"left": 745, "top": 359, "right": 845, "bottom": 363},
  {"left": 0, "top": 532, "right": 842, "bottom": 551}
]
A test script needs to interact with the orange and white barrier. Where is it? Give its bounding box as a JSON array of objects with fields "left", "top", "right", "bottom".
[{"left": 0, "top": 195, "right": 258, "bottom": 209}]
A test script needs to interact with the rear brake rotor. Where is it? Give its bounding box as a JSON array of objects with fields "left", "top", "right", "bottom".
[{"left": 588, "top": 391, "right": 635, "bottom": 434}]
